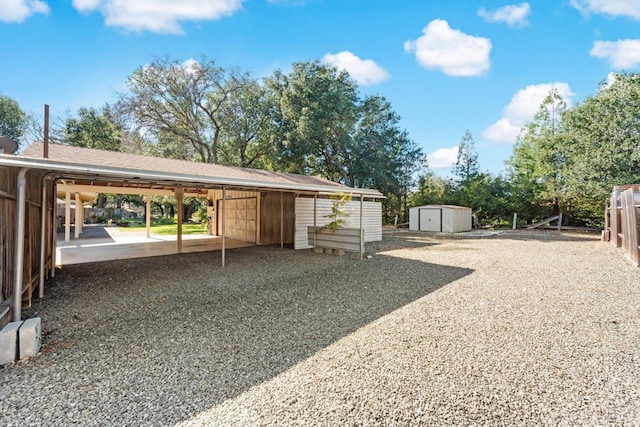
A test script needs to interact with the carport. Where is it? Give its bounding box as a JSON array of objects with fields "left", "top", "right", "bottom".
[{"left": 0, "top": 142, "right": 383, "bottom": 324}]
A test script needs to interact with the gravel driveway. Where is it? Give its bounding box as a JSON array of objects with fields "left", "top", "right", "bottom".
[{"left": 1, "top": 230, "right": 639, "bottom": 426}]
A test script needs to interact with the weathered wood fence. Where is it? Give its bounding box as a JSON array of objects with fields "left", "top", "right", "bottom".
[
  {"left": 0, "top": 167, "right": 55, "bottom": 326},
  {"left": 603, "top": 185, "right": 640, "bottom": 267}
]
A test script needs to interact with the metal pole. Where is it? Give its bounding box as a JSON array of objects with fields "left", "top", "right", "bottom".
[
  {"left": 222, "top": 187, "right": 226, "bottom": 267},
  {"left": 359, "top": 194, "right": 364, "bottom": 260},
  {"left": 51, "top": 181, "right": 57, "bottom": 276},
  {"left": 280, "top": 192, "right": 284, "bottom": 248},
  {"left": 313, "top": 194, "right": 317, "bottom": 250},
  {"left": 13, "top": 168, "right": 29, "bottom": 322},
  {"left": 175, "top": 186, "right": 183, "bottom": 253},
  {"left": 39, "top": 177, "right": 48, "bottom": 298},
  {"left": 146, "top": 197, "right": 151, "bottom": 238}
]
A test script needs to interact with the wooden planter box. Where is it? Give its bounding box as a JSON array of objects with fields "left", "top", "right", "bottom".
[{"left": 307, "top": 226, "right": 362, "bottom": 253}]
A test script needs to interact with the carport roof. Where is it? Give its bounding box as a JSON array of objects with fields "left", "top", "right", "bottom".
[{"left": 1, "top": 142, "right": 383, "bottom": 197}]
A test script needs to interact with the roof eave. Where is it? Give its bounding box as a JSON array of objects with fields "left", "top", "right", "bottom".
[{"left": 0, "top": 155, "right": 384, "bottom": 198}]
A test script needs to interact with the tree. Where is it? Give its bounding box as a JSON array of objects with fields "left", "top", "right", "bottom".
[
  {"left": 266, "top": 61, "right": 425, "bottom": 222},
  {"left": 64, "top": 106, "right": 122, "bottom": 151},
  {"left": 265, "top": 61, "right": 359, "bottom": 181},
  {"left": 118, "top": 57, "right": 251, "bottom": 165},
  {"left": 0, "top": 94, "right": 28, "bottom": 147},
  {"left": 561, "top": 73, "right": 640, "bottom": 223},
  {"left": 507, "top": 89, "right": 570, "bottom": 222},
  {"left": 452, "top": 130, "right": 480, "bottom": 186},
  {"left": 218, "top": 79, "right": 275, "bottom": 168}
]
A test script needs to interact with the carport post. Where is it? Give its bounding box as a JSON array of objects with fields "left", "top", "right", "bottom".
[
  {"left": 64, "top": 191, "right": 71, "bottom": 242},
  {"left": 145, "top": 197, "right": 151, "bottom": 238},
  {"left": 39, "top": 176, "right": 49, "bottom": 298},
  {"left": 222, "top": 187, "right": 226, "bottom": 267},
  {"left": 359, "top": 193, "right": 364, "bottom": 260},
  {"left": 51, "top": 181, "right": 57, "bottom": 277},
  {"left": 313, "top": 194, "right": 317, "bottom": 250},
  {"left": 175, "top": 186, "right": 183, "bottom": 253},
  {"left": 13, "top": 168, "right": 29, "bottom": 322},
  {"left": 74, "top": 192, "right": 82, "bottom": 239}
]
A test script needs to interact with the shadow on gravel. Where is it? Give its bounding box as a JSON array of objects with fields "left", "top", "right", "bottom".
[{"left": 6, "top": 244, "right": 473, "bottom": 426}]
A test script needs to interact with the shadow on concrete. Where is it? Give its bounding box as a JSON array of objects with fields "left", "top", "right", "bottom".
[
  {"left": 10, "top": 243, "right": 473, "bottom": 426},
  {"left": 57, "top": 224, "right": 115, "bottom": 243}
]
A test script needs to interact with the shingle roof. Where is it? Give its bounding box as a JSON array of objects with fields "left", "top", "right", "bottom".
[{"left": 13, "top": 142, "right": 383, "bottom": 197}]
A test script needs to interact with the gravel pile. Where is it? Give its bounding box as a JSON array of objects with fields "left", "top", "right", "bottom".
[{"left": 1, "top": 230, "right": 639, "bottom": 426}]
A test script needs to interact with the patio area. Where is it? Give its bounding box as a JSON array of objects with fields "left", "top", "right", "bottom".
[{"left": 56, "top": 224, "right": 253, "bottom": 266}]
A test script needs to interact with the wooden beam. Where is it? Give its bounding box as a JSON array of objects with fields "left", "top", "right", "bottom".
[{"left": 57, "top": 183, "right": 201, "bottom": 197}]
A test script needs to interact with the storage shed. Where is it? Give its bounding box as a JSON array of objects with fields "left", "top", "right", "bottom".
[{"left": 409, "top": 205, "right": 472, "bottom": 233}]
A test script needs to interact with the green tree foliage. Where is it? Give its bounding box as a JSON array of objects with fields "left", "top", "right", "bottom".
[
  {"left": 218, "top": 79, "right": 274, "bottom": 168},
  {"left": 562, "top": 73, "right": 640, "bottom": 223},
  {"left": 118, "top": 57, "right": 259, "bottom": 165},
  {"left": 64, "top": 106, "right": 122, "bottom": 151},
  {"left": 266, "top": 61, "right": 425, "bottom": 222},
  {"left": 0, "top": 94, "right": 28, "bottom": 147},
  {"left": 508, "top": 75, "right": 640, "bottom": 226},
  {"left": 266, "top": 61, "right": 360, "bottom": 181},
  {"left": 452, "top": 129, "right": 480, "bottom": 186},
  {"left": 507, "top": 89, "right": 570, "bottom": 223}
]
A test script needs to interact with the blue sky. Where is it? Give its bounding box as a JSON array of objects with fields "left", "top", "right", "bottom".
[{"left": 1, "top": 0, "right": 639, "bottom": 176}]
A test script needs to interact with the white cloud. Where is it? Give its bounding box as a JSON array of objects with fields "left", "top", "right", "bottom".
[
  {"left": 478, "top": 2, "right": 531, "bottom": 28},
  {"left": 427, "top": 146, "right": 459, "bottom": 169},
  {"left": 322, "top": 51, "right": 390, "bottom": 86},
  {"left": 404, "top": 19, "right": 492, "bottom": 77},
  {"left": 590, "top": 39, "right": 640, "bottom": 68},
  {"left": 71, "top": 0, "right": 245, "bottom": 34},
  {"left": 483, "top": 83, "right": 574, "bottom": 143},
  {"left": 0, "top": 0, "right": 49, "bottom": 23},
  {"left": 570, "top": 0, "right": 640, "bottom": 20}
]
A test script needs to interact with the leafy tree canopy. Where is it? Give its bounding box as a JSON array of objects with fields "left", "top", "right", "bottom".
[{"left": 0, "top": 94, "right": 28, "bottom": 148}]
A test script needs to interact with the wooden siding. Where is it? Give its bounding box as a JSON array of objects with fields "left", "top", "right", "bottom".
[
  {"left": 0, "top": 167, "right": 55, "bottom": 324},
  {"left": 260, "top": 192, "right": 295, "bottom": 246},
  {"left": 606, "top": 186, "right": 640, "bottom": 267},
  {"left": 294, "top": 197, "right": 382, "bottom": 250}
]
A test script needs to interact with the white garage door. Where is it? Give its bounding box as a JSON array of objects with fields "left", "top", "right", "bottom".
[
  {"left": 219, "top": 198, "right": 257, "bottom": 243},
  {"left": 419, "top": 208, "right": 441, "bottom": 232}
]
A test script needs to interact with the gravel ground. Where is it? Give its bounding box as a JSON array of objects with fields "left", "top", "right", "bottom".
[{"left": 1, "top": 229, "right": 639, "bottom": 426}]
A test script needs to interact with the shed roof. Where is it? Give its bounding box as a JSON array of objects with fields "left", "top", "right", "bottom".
[
  {"left": 410, "top": 205, "right": 471, "bottom": 210},
  {"left": 1, "top": 142, "right": 383, "bottom": 197}
]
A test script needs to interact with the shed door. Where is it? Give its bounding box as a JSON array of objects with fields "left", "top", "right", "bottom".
[
  {"left": 219, "top": 198, "right": 257, "bottom": 243},
  {"left": 419, "top": 208, "right": 441, "bottom": 232}
]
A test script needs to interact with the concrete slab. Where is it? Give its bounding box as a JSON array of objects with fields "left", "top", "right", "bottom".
[
  {"left": 0, "top": 321, "right": 22, "bottom": 365},
  {"left": 19, "top": 317, "right": 41, "bottom": 359}
]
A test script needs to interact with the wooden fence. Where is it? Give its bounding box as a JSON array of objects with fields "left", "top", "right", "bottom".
[
  {"left": 604, "top": 185, "right": 640, "bottom": 267},
  {"left": 0, "top": 167, "right": 55, "bottom": 326}
]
